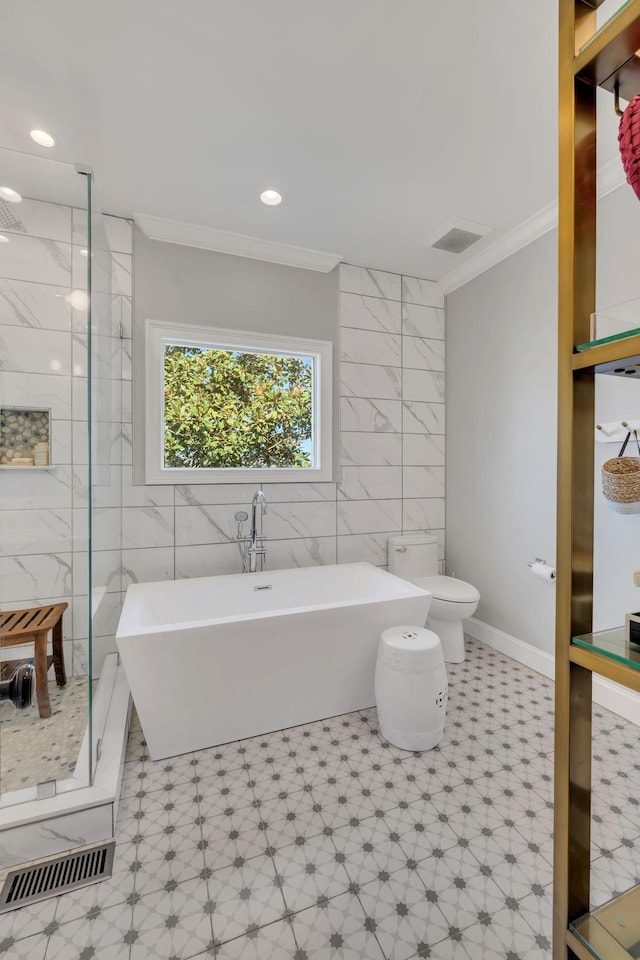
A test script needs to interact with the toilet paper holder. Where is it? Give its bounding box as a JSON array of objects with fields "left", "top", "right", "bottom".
[{"left": 527, "top": 558, "right": 557, "bottom": 582}]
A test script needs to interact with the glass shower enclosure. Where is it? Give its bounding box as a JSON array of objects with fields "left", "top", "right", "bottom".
[{"left": 0, "top": 146, "right": 125, "bottom": 830}]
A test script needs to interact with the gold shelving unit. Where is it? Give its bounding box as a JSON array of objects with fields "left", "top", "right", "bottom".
[{"left": 555, "top": 2, "right": 640, "bottom": 958}]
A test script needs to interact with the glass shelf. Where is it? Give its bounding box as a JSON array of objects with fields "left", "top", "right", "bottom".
[
  {"left": 576, "top": 298, "right": 640, "bottom": 352},
  {"left": 576, "top": 328, "right": 640, "bottom": 352},
  {"left": 572, "top": 626, "right": 640, "bottom": 671},
  {"left": 578, "top": 0, "right": 636, "bottom": 54},
  {"left": 571, "top": 883, "right": 640, "bottom": 959}
]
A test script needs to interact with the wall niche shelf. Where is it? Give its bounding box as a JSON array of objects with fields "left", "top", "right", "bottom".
[
  {"left": 0, "top": 465, "right": 57, "bottom": 471},
  {"left": 0, "top": 406, "right": 51, "bottom": 467}
]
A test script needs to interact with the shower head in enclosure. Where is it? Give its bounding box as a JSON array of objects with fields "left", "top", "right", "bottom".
[{"left": 0, "top": 200, "right": 25, "bottom": 232}]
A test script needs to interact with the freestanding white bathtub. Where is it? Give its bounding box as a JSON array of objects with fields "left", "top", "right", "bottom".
[{"left": 116, "top": 562, "right": 431, "bottom": 760}]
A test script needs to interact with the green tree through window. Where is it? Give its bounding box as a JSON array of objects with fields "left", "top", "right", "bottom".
[{"left": 163, "top": 345, "right": 313, "bottom": 469}]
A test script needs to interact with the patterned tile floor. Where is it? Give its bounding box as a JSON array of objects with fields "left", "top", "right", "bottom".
[{"left": 1, "top": 637, "right": 639, "bottom": 959}]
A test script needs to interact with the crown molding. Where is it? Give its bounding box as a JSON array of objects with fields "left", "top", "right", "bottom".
[
  {"left": 134, "top": 213, "right": 342, "bottom": 273},
  {"left": 439, "top": 157, "right": 628, "bottom": 296}
]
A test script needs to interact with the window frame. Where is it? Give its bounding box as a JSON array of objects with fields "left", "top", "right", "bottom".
[{"left": 145, "top": 319, "right": 333, "bottom": 484}]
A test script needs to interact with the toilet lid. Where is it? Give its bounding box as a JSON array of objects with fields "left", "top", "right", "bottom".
[{"left": 415, "top": 575, "right": 480, "bottom": 604}]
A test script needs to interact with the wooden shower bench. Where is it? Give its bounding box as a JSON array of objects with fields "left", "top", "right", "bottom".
[{"left": 0, "top": 603, "right": 68, "bottom": 718}]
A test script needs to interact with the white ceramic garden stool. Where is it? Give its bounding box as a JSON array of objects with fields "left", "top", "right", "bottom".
[{"left": 374, "top": 625, "right": 448, "bottom": 752}]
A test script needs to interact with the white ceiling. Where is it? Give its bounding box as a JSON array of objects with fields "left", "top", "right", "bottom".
[{"left": 0, "top": 0, "right": 625, "bottom": 280}]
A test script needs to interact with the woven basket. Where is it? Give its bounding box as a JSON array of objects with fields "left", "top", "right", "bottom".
[
  {"left": 602, "top": 456, "right": 640, "bottom": 503},
  {"left": 619, "top": 94, "right": 640, "bottom": 200}
]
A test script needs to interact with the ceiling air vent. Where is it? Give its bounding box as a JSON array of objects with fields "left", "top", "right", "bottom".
[
  {"left": 426, "top": 218, "right": 493, "bottom": 255},
  {"left": 0, "top": 841, "right": 115, "bottom": 912}
]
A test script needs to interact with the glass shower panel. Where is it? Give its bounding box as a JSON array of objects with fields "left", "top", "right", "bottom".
[
  {"left": 84, "top": 176, "right": 123, "bottom": 777},
  {"left": 0, "top": 148, "right": 93, "bottom": 804}
]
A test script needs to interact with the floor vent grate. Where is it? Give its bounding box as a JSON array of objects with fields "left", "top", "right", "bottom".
[{"left": 0, "top": 841, "right": 115, "bottom": 912}]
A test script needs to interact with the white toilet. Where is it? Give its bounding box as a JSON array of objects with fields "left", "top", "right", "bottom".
[{"left": 387, "top": 534, "right": 480, "bottom": 663}]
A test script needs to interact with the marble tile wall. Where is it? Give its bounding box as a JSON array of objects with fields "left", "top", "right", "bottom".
[
  {"left": 338, "top": 264, "right": 445, "bottom": 569},
  {"left": 118, "top": 262, "right": 445, "bottom": 587},
  {"left": 0, "top": 198, "right": 130, "bottom": 678},
  {"left": 1, "top": 224, "right": 445, "bottom": 676}
]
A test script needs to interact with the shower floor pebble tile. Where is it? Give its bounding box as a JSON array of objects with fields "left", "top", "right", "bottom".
[{"left": 6, "top": 637, "right": 640, "bottom": 959}]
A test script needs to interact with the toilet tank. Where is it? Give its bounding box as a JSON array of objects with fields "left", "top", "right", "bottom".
[{"left": 388, "top": 534, "right": 439, "bottom": 581}]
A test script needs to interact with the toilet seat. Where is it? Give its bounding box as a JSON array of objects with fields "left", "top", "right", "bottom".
[{"left": 414, "top": 575, "right": 480, "bottom": 604}]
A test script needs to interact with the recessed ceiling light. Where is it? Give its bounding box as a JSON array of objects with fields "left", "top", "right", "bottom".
[
  {"left": 260, "top": 189, "right": 282, "bottom": 206},
  {"left": 30, "top": 129, "right": 56, "bottom": 148},
  {"left": 0, "top": 235, "right": 8, "bottom": 243},
  {"left": 0, "top": 186, "right": 22, "bottom": 203}
]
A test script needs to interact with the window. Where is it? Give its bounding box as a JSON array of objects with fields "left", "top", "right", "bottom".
[{"left": 145, "top": 320, "right": 332, "bottom": 483}]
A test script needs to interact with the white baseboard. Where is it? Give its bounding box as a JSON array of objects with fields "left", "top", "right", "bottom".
[{"left": 465, "top": 617, "right": 640, "bottom": 727}]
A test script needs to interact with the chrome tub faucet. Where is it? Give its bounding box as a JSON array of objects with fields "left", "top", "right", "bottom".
[{"left": 235, "top": 490, "right": 267, "bottom": 573}]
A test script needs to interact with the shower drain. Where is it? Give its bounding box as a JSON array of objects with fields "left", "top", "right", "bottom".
[{"left": 0, "top": 841, "right": 115, "bottom": 912}]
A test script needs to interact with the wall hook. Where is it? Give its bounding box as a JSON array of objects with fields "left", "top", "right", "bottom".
[{"left": 615, "top": 80, "right": 624, "bottom": 118}]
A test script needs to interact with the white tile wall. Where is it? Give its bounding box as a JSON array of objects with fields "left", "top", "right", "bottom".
[
  {"left": 0, "top": 278, "right": 72, "bottom": 331},
  {"left": 1, "top": 198, "right": 71, "bottom": 243},
  {"left": 337, "top": 498, "right": 403, "bottom": 536},
  {"left": 337, "top": 465, "right": 402, "bottom": 501},
  {"left": 339, "top": 293, "right": 401, "bottom": 334},
  {"left": 109, "top": 262, "right": 446, "bottom": 594},
  {"left": 401, "top": 276, "right": 444, "bottom": 308},
  {"left": 340, "top": 397, "right": 402, "bottom": 433},
  {"left": 340, "top": 362, "right": 402, "bottom": 400},
  {"left": 338, "top": 264, "right": 446, "bottom": 569},
  {"left": 0, "top": 234, "right": 71, "bottom": 287},
  {"left": 2, "top": 236, "right": 447, "bottom": 690},
  {"left": 0, "top": 553, "right": 72, "bottom": 603},
  {"left": 339, "top": 328, "right": 402, "bottom": 366},
  {"left": 340, "top": 432, "right": 402, "bottom": 466},
  {"left": 338, "top": 265, "right": 401, "bottom": 301},
  {"left": 402, "top": 303, "right": 445, "bottom": 340}
]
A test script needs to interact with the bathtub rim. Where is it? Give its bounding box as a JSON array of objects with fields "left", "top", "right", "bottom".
[{"left": 116, "top": 562, "right": 431, "bottom": 637}]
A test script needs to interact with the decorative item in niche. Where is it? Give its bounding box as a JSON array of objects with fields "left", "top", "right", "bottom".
[
  {"left": 601, "top": 429, "right": 640, "bottom": 514},
  {"left": 619, "top": 93, "right": 640, "bottom": 200},
  {"left": 0, "top": 408, "right": 50, "bottom": 466}
]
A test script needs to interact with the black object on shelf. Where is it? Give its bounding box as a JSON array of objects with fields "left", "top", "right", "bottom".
[
  {"left": 0, "top": 663, "right": 34, "bottom": 709},
  {"left": 626, "top": 612, "right": 640, "bottom": 651}
]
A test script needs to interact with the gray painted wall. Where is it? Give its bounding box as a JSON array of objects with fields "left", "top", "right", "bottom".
[
  {"left": 446, "top": 232, "right": 558, "bottom": 653},
  {"left": 446, "top": 184, "right": 640, "bottom": 655},
  {"left": 133, "top": 228, "right": 340, "bottom": 480}
]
